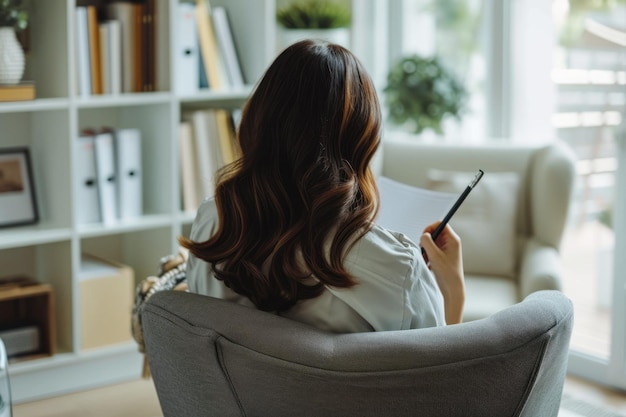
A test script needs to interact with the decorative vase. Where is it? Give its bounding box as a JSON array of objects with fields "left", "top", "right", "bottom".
[
  {"left": 279, "top": 28, "right": 351, "bottom": 51},
  {"left": 0, "top": 27, "right": 26, "bottom": 85}
]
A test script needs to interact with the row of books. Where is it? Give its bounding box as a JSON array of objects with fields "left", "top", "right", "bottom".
[
  {"left": 75, "top": 128, "right": 142, "bottom": 225},
  {"left": 179, "top": 108, "right": 240, "bottom": 212},
  {"left": 175, "top": 1, "right": 245, "bottom": 94},
  {"left": 75, "top": 0, "right": 156, "bottom": 96}
]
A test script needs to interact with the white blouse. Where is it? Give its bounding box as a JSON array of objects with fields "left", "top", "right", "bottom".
[{"left": 186, "top": 198, "right": 446, "bottom": 333}]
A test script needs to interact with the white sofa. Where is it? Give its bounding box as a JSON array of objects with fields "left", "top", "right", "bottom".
[{"left": 375, "top": 136, "right": 576, "bottom": 321}]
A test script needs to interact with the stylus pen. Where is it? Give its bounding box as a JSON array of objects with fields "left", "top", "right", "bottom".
[{"left": 422, "top": 169, "right": 484, "bottom": 255}]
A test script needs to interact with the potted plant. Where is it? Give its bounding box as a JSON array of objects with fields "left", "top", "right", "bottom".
[
  {"left": 384, "top": 54, "right": 467, "bottom": 136},
  {"left": 598, "top": 206, "right": 613, "bottom": 230},
  {"left": 0, "top": 0, "right": 28, "bottom": 84},
  {"left": 276, "top": 0, "right": 351, "bottom": 50}
]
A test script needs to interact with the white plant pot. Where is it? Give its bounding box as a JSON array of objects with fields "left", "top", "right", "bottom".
[
  {"left": 0, "top": 27, "right": 25, "bottom": 85},
  {"left": 278, "top": 28, "right": 351, "bottom": 52}
]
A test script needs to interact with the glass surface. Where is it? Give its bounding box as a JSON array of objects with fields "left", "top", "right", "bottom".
[
  {"left": 552, "top": 0, "right": 625, "bottom": 359},
  {"left": 394, "top": 0, "right": 625, "bottom": 386},
  {"left": 0, "top": 338, "right": 10, "bottom": 417},
  {"left": 398, "top": 0, "right": 487, "bottom": 141}
]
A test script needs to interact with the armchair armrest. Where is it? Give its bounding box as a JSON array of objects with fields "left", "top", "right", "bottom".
[{"left": 519, "top": 238, "right": 563, "bottom": 298}]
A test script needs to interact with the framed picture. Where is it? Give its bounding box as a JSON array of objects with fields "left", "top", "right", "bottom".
[{"left": 0, "top": 147, "right": 39, "bottom": 228}]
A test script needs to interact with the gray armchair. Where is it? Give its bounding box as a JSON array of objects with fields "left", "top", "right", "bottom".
[
  {"left": 375, "top": 138, "right": 577, "bottom": 321},
  {"left": 142, "top": 290, "right": 573, "bottom": 417}
]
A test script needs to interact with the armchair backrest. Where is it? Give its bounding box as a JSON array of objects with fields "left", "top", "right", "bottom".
[
  {"left": 379, "top": 138, "right": 576, "bottom": 249},
  {"left": 376, "top": 138, "right": 576, "bottom": 279},
  {"left": 142, "top": 290, "right": 573, "bottom": 417}
]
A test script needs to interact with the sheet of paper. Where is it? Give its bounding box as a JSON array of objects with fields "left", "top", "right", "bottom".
[{"left": 376, "top": 176, "right": 459, "bottom": 244}]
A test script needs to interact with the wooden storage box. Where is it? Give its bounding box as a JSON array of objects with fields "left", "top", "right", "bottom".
[
  {"left": 0, "top": 277, "right": 55, "bottom": 361},
  {"left": 79, "top": 255, "right": 134, "bottom": 350}
]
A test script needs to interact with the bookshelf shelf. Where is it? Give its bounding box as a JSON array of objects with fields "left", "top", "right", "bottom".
[
  {"left": 178, "top": 87, "right": 252, "bottom": 102},
  {"left": 74, "top": 92, "right": 173, "bottom": 108},
  {"left": 1, "top": 0, "right": 369, "bottom": 404},
  {"left": 0, "top": 226, "right": 72, "bottom": 251},
  {"left": 77, "top": 213, "right": 175, "bottom": 238},
  {"left": 0, "top": 98, "right": 70, "bottom": 114}
]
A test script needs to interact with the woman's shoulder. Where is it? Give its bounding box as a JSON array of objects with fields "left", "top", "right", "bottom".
[
  {"left": 332, "top": 225, "right": 441, "bottom": 330},
  {"left": 197, "top": 197, "right": 218, "bottom": 217},
  {"left": 345, "top": 224, "right": 423, "bottom": 284},
  {"left": 360, "top": 223, "right": 421, "bottom": 259},
  {"left": 189, "top": 198, "right": 218, "bottom": 241}
]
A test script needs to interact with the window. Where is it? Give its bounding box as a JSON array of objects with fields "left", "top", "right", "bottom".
[
  {"left": 389, "top": 0, "right": 489, "bottom": 142},
  {"left": 551, "top": 0, "right": 625, "bottom": 371},
  {"left": 388, "top": 0, "right": 626, "bottom": 389}
]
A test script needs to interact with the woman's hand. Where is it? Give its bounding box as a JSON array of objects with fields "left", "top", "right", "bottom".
[{"left": 420, "top": 222, "right": 465, "bottom": 325}]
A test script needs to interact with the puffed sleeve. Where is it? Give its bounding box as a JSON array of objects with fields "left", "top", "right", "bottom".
[{"left": 396, "top": 234, "right": 446, "bottom": 329}]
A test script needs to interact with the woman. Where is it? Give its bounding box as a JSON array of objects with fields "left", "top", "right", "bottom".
[{"left": 180, "top": 40, "right": 465, "bottom": 331}]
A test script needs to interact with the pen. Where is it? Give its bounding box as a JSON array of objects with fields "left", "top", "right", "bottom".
[{"left": 422, "top": 169, "right": 484, "bottom": 256}]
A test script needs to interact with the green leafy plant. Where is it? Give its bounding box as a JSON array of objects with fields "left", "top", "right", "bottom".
[
  {"left": 277, "top": 0, "right": 350, "bottom": 29},
  {"left": 598, "top": 206, "right": 613, "bottom": 229},
  {"left": 384, "top": 55, "right": 467, "bottom": 135},
  {"left": 0, "top": 0, "right": 28, "bottom": 30}
]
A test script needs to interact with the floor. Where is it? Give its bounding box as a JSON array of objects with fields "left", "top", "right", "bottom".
[
  {"left": 12, "top": 378, "right": 161, "bottom": 417},
  {"left": 10, "top": 374, "right": 626, "bottom": 417},
  {"left": 563, "top": 375, "right": 626, "bottom": 416}
]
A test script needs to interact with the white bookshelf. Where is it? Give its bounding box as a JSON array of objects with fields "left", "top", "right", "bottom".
[{"left": 1, "top": 0, "right": 373, "bottom": 403}]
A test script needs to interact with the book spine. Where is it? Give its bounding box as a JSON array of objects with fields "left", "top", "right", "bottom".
[
  {"left": 75, "top": 7, "right": 92, "bottom": 97},
  {"left": 214, "top": 109, "right": 237, "bottom": 164},
  {"left": 99, "top": 23, "right": 110, "bottom": 94},
  {"left": 212, "top": 7, "right": 244, "bottom": 88},
  {"left": 87, "top": 6, "right": 103, "bottom": 95},
  {"left": 108, "top": 20, "right": 122, "bottom": 95},
  {"left": 132, "top": 4, "right": 144, "bottom": 92},
  {"left": 191, "top": 110, "right": 219, "bottom": 199},
  {"left": 195, "top": 0, "right": 223, "bottom": 90},
  {"left": 179, "top": 121, "right": 201, "bottom": 212},
  {"left": 147, "top": 0, "right": 156, "bottom": 91},
  {"left": 0, "top": 83, "right": 35, "bottom": 102},
  {"left": 106, "top": 3, "right": 134, "bottom": 93}
]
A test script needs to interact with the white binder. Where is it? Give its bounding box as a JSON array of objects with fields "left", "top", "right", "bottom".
[
  {"left": 94, "top": 131, "right": 118, "bottom": 224},
  {"left": 174, "top": 2, "right": 200, "bottom": 94},
  {"left": 115, "top": 128, "right": 143, "bottom": 220},
  {"left": 75, "top": 135, "right": 101, "bottom": 224}
]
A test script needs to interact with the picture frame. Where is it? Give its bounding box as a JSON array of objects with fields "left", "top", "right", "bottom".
[{"left": 0, "top": 147, "right": 39, "bottom": 228}]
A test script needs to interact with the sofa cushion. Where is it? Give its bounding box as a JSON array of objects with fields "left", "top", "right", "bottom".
[
  {"left": 427, "top": 170, "right": 520, "bottom": 278},
  {"left": 463, "top": 275, "right": 519, "bottom": 322}
]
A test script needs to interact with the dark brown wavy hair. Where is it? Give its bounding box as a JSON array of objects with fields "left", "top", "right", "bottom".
[{"left": 180, "top": 39, "right": 381, "bottom": 312}]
